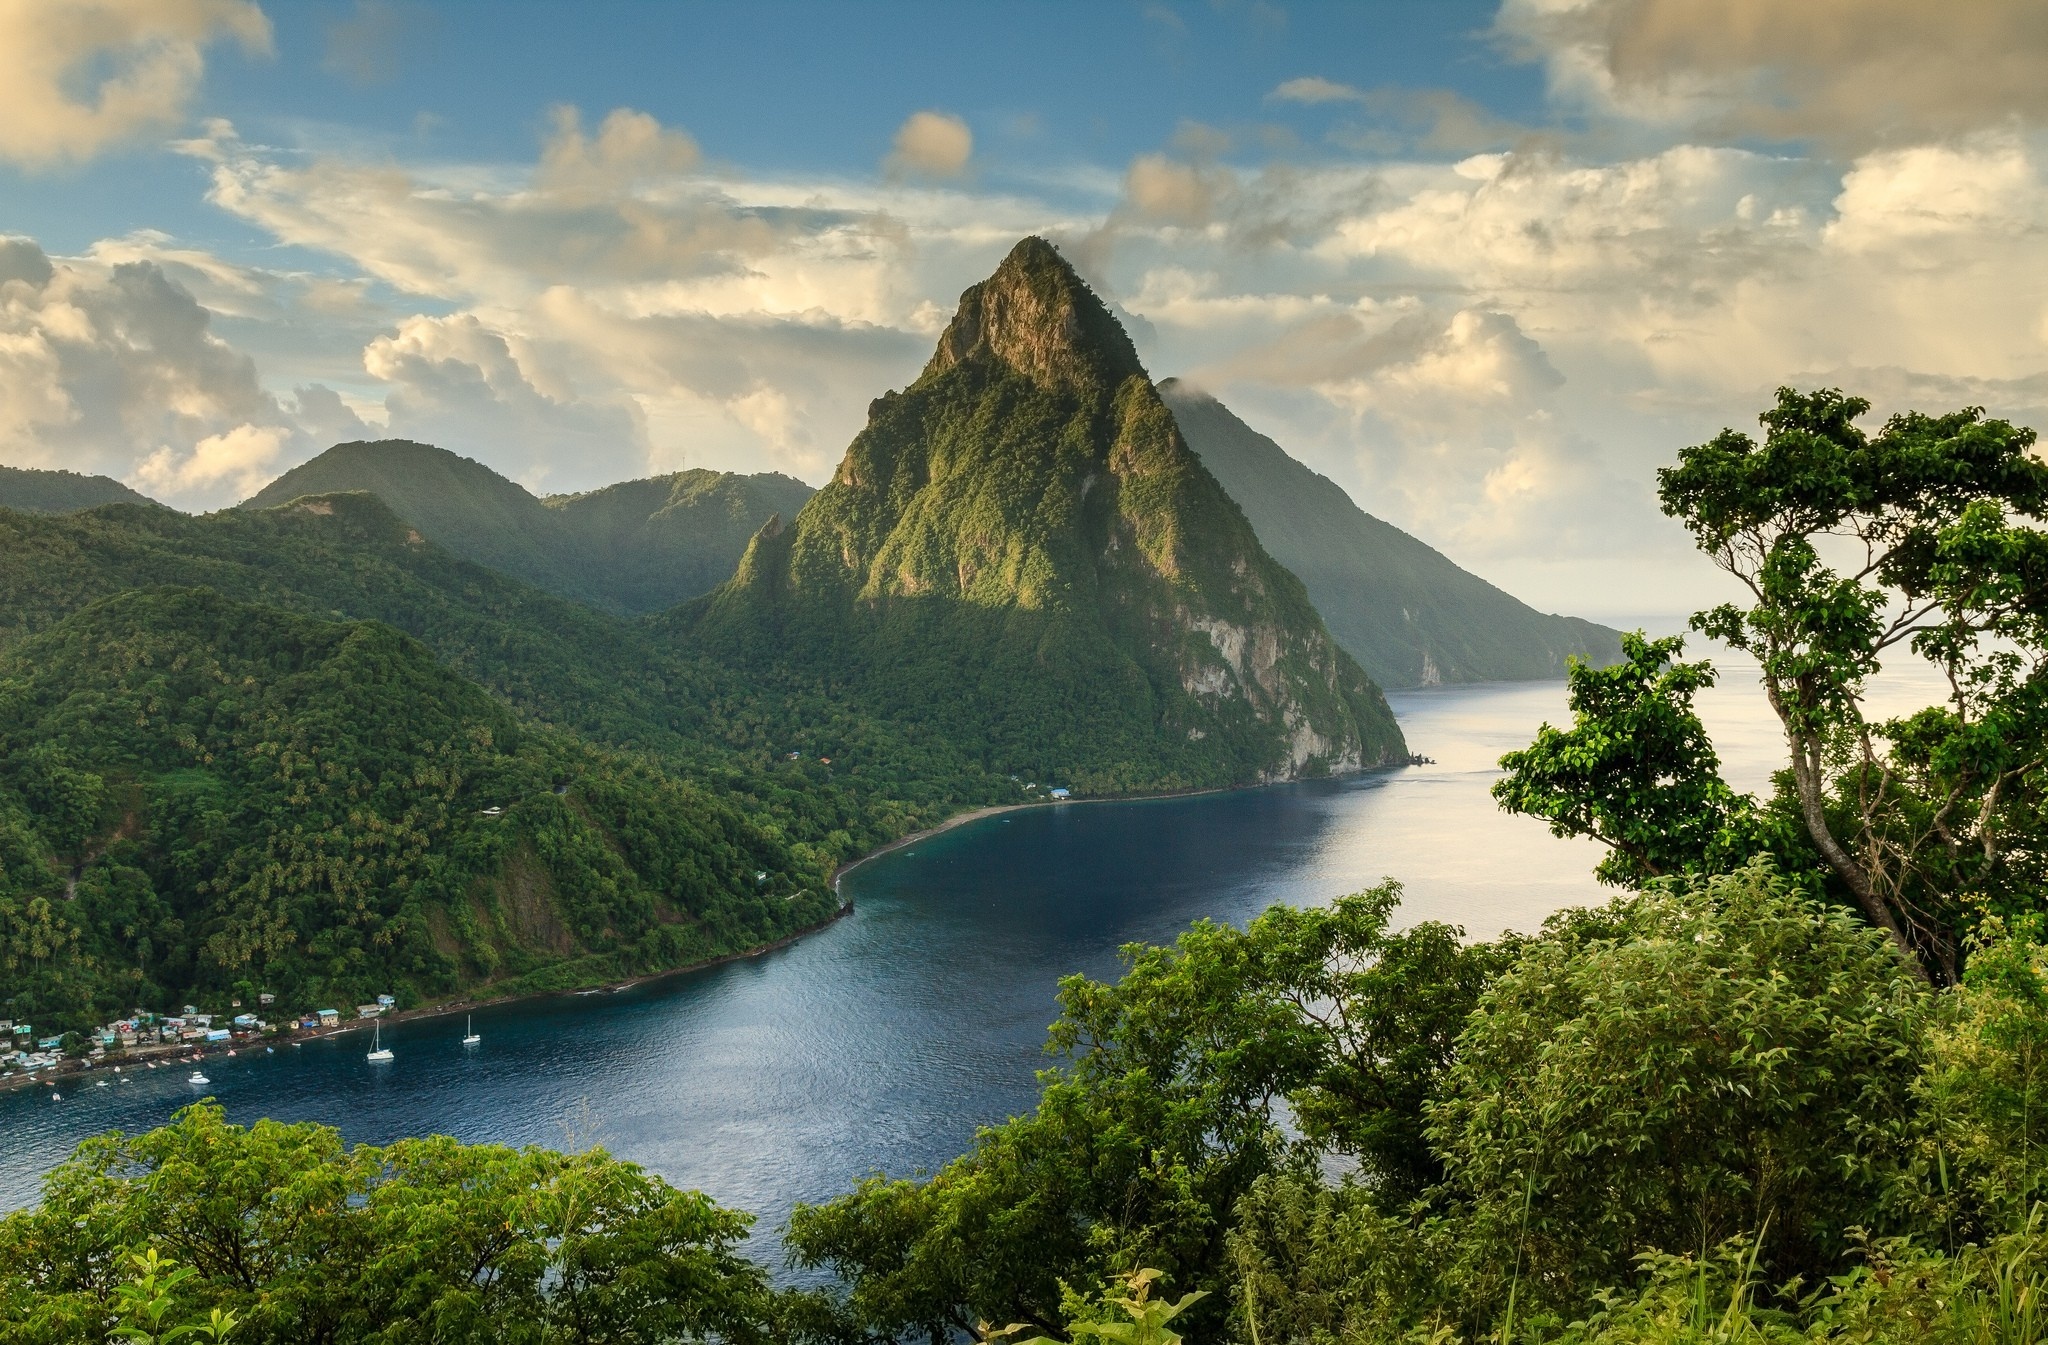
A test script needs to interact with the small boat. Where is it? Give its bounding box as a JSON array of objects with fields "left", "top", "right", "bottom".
[
  {"left": 50, "top": 1092, "right": 59, "bottom": 1101},
  {"left": 366, "top": 1023, "right": 393, "bottom": 1063},
  {"left": 462, "top": 1015, "right": 480, "bottom": 1046},
  {"left": 187, "top": 1070, "right": 208, "bottom": 1085},
  {"left": 95, "top": 1079, "right": 108, "bottom": 1088}
]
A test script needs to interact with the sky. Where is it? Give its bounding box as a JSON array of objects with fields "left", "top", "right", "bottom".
[{"left": 2, "top": 0, "right": 2046, "bottom": 621}]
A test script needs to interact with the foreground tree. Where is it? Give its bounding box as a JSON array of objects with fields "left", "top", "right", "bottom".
[
  {"left": 0, "top": 1104, "right": 778, "bottom": 1345},
  {"left": 1501, "top": 387, "right": 2048, "bottom": 981},
  {"left": 785, "top": 884, "right": 1506, "bottom": 1342}
]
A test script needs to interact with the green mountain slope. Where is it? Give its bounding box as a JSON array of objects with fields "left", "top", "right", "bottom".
[
  {"left": 543, "top": 468, "right": 816, "bottom": 613},
  {"left": 242, "top": 440, "right": 813, "bottom": 614},
  {"left": 0, "top": 464, "right": 155, "bottom": 514},
  {"left": 0, "top": 494, "right": 1016, "bottom": 892},
  {"left": 1159, "top": 381, "right": 1622, "bottom": 688},
  {"left": 0, "top": 587, "right": 836, "bottom": 1031},
  {"left": 682, "top": 237, "right": 1406, "bottom": 792}
]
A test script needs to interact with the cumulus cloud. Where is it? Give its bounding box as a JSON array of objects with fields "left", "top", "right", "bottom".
[
  {"left": 538, "top": 105, "right": 701, "bottom": 196},
  {"left": 134, "top": 421, "right": 290, "bottom": 498},
  {"left": 1498, "top": 0, "right": 2048, "bottom": 148},
  {"left": 363, "top": 313, "right": 643, "bottom": 488},
  {"left": 0, "top": 234, "right": 370, "bottom": 506},
  {"left": 164, "top": 111, "right": 1036, "bottom": 485},
  {"left": 885, "top": 110, "right": 973, "bottom": 178},
  {"left": 0, "top": 0, "right": 270, "bottom": 168}
]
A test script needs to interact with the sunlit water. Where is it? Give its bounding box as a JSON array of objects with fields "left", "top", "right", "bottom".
[{"left": 0, "top": 648, "right": 1956, "bottom": 1261}]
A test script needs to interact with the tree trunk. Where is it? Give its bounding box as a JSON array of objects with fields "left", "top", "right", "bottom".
[{"left": 1765, "top": 679, "right": 1930, "bottom": 982}]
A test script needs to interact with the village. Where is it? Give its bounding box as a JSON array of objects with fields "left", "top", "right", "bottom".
[{"left": 1, "top": 994, "right": 404, "bottom": 1089}]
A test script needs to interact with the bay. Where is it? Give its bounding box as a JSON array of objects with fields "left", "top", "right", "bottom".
[{"left": 0, "top": 652, "right": 1947, "bottom": 1249}]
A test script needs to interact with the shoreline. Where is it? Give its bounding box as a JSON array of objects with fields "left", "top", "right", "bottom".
[
  {"left": 6, "top": 759, "right": 1419, "bottom": 1098},
  {"left": 831, "top": 786, "right": 1235, "bottom": 890},
  {"left": 0, "top": 904, "right": 854, "bottom": 1096},
  {"left": 829, "top": 756, "right": 1421, "bottom": 890}
]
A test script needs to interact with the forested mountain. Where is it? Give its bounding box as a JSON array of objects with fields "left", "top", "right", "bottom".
[
  {"left": 1160, "top": 380, "right": 1622, "bottom": 688},
  {"left": 0, "top": 464, "right": 155, "bottom": 514},
  {"left": 683, "top": 237, "right": 1405, "bottom": 791},
  {"left": 0, "top": 492, "right": 1035, "bottom": 1030},
  {"left": 0, "top": 586, "right": 836, "bottom": 1032},
  {"left": 242, "top": 440, "right": 813, "bottom": 614}
]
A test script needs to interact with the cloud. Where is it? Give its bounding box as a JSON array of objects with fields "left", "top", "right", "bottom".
[
  {"left": 885, "top": 110, "right": 973, "bottom": 178},
  {"left": 158, "top": 109, "right": 1076, "bottom": 487},
  {"left": 0, "top": 0, "right": 270, "bottom": 168},
  {"left": 1271, "top": 76, "right": 1368, "bottom": 105},
  {"left": 0, "top": 234, "right": 371, "bottom": 506},
  {"left": 363, "top": 313, "right": 644, "bottom": 488},
  {"left": 134, "top": 421, "right": 289, "bottom": 498},
  {"left": 321, "top": 0, "right": 423, "bottom": 86},
  {"left": 538, "top": 105, "right": 701, "bottom": 196},
  {"left": 1498, "top": 0, "right": 2048, "bottom": 148},
  {"left": 1122, "top": 154, "right": 1231, "bottom": 225}
]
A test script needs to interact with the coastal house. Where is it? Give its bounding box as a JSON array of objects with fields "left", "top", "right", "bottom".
[
  {"left": 232, "top": 1014, "right": 258, "bottom": 1029},
  {"left": 357, "top": 1004, "right": 384, "bottom": 1019},
  {"left": 317, "top": 1009, "right": 340, "bottom": 1027},
  {"left": 1050, "top": 788, "right": 1071, "bottom": 800},
  {"left": 258, "top": 993, "right": 275, "bottom": 1006},
  {"left": 377, "top": 994, "right": 396, "bottom": 1008}
]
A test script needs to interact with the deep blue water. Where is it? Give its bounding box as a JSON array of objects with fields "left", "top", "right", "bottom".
[{"left": 14, "top": 661, "right": 1920, "bottom": 1250}]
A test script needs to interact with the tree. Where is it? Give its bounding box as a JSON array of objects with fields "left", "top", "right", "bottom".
[
  {"left": 0, "top": 1104, "right": 778, "bottom": 1345},
  {"left": 784, "top": 886, "right": 1506, "bottom": 1341},
  {"left": 1658, "top": 387, "right": 2048, "bottom": 980},
  {"left": 1427, "top": 862, "right": 1929, "bottom": 1316},
  {"left": 1493, "top": 632, "right": 1765, "bottom": 889}
]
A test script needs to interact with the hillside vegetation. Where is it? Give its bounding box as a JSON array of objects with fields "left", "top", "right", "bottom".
[
  {"left": 243, "top": 440, "right": 812, "bottom": 614},
  {"left": 0, "top": 587, "right": 836, "bottom": 1031},
  {"left": 1161, "top": 381, "right": 1621, "bottom": 688},
  {"left": 0, "top": 465, "right": 154, "bottom": 515},
  {"left": 685, "top": 238, "right": 1405, "bottom": 792}
]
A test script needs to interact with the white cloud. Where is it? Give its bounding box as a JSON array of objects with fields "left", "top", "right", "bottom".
[
  {"left": 0, "top": 234, "right": 379, "bottom": 507},
  {"left": 0, "top": 0, "right": 270, "bottom": 168},
  {"left": 134, "top": 421, "right": 289, "bottom": 498},
  {"left": 885, "top": 110, "right": 973, "bottom": 178},
  {"left": 1270, "top": 76, "right": 1368, "bottom": 105},
  {"left": 169, "top": 110, "right": 1052, "bottom": 485},
  {"left": 1496, "top": 0, "right": 2048, "bottom": 149}
]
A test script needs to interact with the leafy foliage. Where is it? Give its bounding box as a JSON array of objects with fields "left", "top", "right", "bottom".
[
  {"left": 0, "top": 587, "right": 834, "bottom": 1030},
  {"left": 0, "top": 1103, "right": 778, "bottom": 1344},
  {"left": 1494, "top": 632, "right": 1791, "bottom": 888}
]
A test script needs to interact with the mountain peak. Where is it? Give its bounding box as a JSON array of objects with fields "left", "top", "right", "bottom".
[{"left": 920, "top": 236, "right": 1143, "bottom": 393}]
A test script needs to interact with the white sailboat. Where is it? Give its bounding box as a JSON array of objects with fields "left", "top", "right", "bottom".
[
  {"left": 366, "top": 1022, "right": 393, "bottom": 1062},
  {"left": 461, "top": 1015, "right": 480, "bottom": 1046}
]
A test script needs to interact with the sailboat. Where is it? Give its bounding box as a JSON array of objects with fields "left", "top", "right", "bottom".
[
  {"left": 366, "top": 1022, "right": 393, "bottom": 1062},
  {"left": 462, "top": 1015, "right": 480, "bottom": 1046}
]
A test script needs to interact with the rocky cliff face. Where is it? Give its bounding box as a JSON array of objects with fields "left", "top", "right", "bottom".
[{"left": 691, "top": 237, "right": 1405, "bottom": 791}]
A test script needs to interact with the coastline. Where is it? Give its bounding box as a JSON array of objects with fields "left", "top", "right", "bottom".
[
  {"left": 6, "top": 761, "right": 1417, "bottom": 1098},
  {"left": 829, "top": 791, "right": 1232, "bottom": 891},
  {"left": 0, "top": 903, "right": 854, "bottom": 1096}
]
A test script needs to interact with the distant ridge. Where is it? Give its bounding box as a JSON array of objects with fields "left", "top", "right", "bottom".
[
  {"left": 242, "top": 440, "right": 813, "bottom": 614},
  {"left": 1159, "top": 381, "right": 1622, "bottom": 688},
  {"left": 0, "top": 464, "right": 156, "bottom": 514}
]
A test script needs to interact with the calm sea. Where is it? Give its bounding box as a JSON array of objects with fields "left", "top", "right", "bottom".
[{"left": 0, "top": 653, "right": 1948, "bottom": 1259}]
